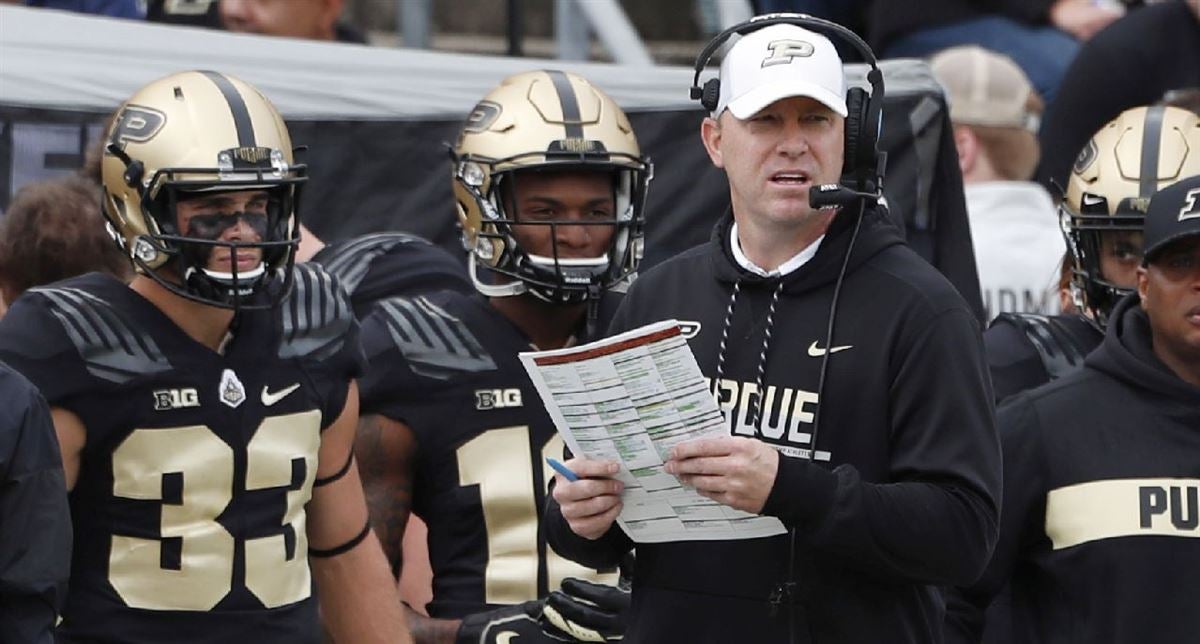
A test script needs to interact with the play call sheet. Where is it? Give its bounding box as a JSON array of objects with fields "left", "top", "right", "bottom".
[{"left": 520, "top": 319, "right": 786, "bottom": 543}]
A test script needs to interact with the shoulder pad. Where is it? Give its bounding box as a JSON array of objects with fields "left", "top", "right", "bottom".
[
  {"left": 29, "top": 285, "right": 173, "bottom": 384},
  {"left": 991, "top": 313, "right": 1098, "bottom": 380},
  {"left": 279, "top": 264, "right": 356, "bottom": 361},
  {"left": 313, "top": 233, "right": 426, "bottom": 295},
  {"left": 371, "top": 295, "right": 496, "bottom": 381}
]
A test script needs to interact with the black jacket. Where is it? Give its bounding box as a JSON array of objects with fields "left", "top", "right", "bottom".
[
  {"left": 0, "top": 360, "right": 71, "bottom": 644},
  {"left": 546, "top": 209, "right": 1001, "bottom": 643},
  {"left": 947, "top": 294, "right": 1200, "bottom": 643},
  {"left": 984, "top": 312, "right": 1103, "bottom": 404}
]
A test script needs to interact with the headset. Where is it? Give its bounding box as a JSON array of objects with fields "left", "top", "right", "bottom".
[{"left": 690, "top": 12, "right": 885, "bottom": 194}]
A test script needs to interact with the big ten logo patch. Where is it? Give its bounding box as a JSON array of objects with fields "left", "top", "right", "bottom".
[
  {"left": 153, "top": 388, "right": 200, "bottom": 411},
  {"left": 475, "top": 388, "right": 523, "bottom": 411}
]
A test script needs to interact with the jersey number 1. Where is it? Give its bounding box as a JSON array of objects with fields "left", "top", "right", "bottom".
[{"left": 457, "top": 426, "right": 618, "bottom": 604}]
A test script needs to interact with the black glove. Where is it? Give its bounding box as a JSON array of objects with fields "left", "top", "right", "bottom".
[
  {"left": 455, "top": 578, "right": 630, "bottom": 644},
  {"left": 542, "top": 578, "right": 630, "bottom": 642},
  {"left": 456, "top": 600, "right": 566, "bottom": 644}
]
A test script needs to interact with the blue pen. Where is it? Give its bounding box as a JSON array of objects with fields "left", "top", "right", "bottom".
[{"left": 546, "top": 457, "right": 580, "bottom": 482}]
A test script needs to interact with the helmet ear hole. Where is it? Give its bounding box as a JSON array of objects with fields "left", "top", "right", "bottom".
[{"left": 123, "top": 160, "right": 144, "bottom": 189}]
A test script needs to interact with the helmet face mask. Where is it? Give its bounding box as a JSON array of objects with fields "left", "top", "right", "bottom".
[
  {"left": 101, "top": 71, "right": 306, "bottom": 310},
  {"left": 1060, "top": 105, "right": 1200, "bottom": 327},
  {"left": 452, "top": 70, "right": 652, "bottom": 304}
]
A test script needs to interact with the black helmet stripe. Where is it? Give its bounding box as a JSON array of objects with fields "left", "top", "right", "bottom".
[
  {"left": 199, "top": 70, "right": 257, "bottom": 147},
  {"left": 545, "top": 70, "right": 584, "bottom": 139},
  {"left": 1139, "top": 105, "right": 1165, "bottom": 199}
]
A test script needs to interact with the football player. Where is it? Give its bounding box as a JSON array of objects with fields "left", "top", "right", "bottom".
[
  {"left": 0, "top": 71, "right": 409, "bottom": 643},
  {"left": 985, "top": 105, "right": 1200, "bottom": 402},
  {"left": 354, "top": 70, "right": 651, "bottom": 644}
]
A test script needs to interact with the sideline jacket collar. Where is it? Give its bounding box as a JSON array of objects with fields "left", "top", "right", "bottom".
[{"left": 708, "top": 205, "right": 905, "bottom": 294}]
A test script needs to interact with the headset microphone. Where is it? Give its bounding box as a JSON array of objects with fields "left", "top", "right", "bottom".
[{"left": 809, "top": 183, "right": 879, "bottom": 210}]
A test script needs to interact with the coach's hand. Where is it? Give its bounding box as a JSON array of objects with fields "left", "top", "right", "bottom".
[
  {"left": 552, "top": 458, "right": 624, "bottom": 540},
  {"left": 665, "top": 436, "right": 779, "bottom": 513}
]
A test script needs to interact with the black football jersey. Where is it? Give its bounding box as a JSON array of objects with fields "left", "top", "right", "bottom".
[
  {"left": 358, "top": 291, "right": 619, "bottom": 619},
  {"left": 0, "top": 268, "right": 364, "bottom": 644},
  {"left": 984, "top": 313, "right": 1103, "bottom": 404},
  {"left": 309, "top": 232, "right": 472, "bottom": 319}
]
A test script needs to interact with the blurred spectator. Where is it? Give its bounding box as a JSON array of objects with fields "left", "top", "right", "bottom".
[
  {"left": 219, "top": 0, "right": 365, "bottom": 43},
  {"left": 1163, "top": 87, "right": 1200, "bottom": 114},
  {"left": 871, "top": 0, "right": 1126, "bottom": 105},
  {"left": 932, "top": 46, "right": 1063, "bottom": 318},
  {"left": 749, "top": 1, "right": 872, "bottom": 60},
  {"left": 0, "top": 175, "right": 132, "bottom": 313},
  {"left": 1036, "top": 0, "right": 1200, "bottom": 190},
  {"left": 14, "top": 0, "right": 142, "bottom": 18},
  {"left": 146, "top": 0, "right": 221, "bottom": 28}
]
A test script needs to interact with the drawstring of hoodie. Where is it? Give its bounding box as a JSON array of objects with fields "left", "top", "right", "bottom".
[
  {"left": 751, "top": 280, "right": 783, "bottom": 428},
  {"left": 713, "top": 281, "right": 742, "bottom": 387},
  {"left": 712, "top": 279, "right": 784, "bottom": 418},
  {"left": 709, "top": 276, "right": 796, "bottom": 633}
]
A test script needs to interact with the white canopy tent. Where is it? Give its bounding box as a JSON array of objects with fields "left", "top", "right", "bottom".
[{"left": 0, "top": 5, "right": 982, "bottom": 316}]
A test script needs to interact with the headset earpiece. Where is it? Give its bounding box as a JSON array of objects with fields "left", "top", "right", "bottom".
[
  {"left": 700, "top": 78, "right": 721, "bottom": 114},
  {"left": 842, "top": 86, "right": 878, "bottom": 190},
  {"left": 123, "top": 160, "right": 145, "bottom": 189}
]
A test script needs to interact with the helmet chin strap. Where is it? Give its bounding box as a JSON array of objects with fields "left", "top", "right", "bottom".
[
  {"left": 202, "top": 264, "right": 266, "bottom": 282},
  {"left": 469, "top": 253, "right": 528, "bottom": 298}
]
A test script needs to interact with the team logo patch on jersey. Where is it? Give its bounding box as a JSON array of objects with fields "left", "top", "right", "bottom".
[
  {"left": 475, "top": 388, "right": 523, "bottom": 410},
  {"left": 218, "top": 368, "right": 246, "bottom": 408},
  {"left": 153, "top": 388, "right": 200, "bottom": 411}
]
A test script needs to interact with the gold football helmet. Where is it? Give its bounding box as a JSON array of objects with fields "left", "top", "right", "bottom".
[
  {"left": 450, "top": 70, "right": 652, "bottom": 304},
  {"left": 101, "top": 70, "right": 305, "bottom": 309},
  {"left": 1061, "top": 105, "right": 1200, "bottom": 325}
]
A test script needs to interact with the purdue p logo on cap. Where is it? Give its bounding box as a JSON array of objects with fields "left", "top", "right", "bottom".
[{"left": 762, "top": 40, "right": 815, "bottom": 67}]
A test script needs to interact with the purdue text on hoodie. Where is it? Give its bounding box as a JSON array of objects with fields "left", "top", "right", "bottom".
[{"left": 947, "top": 294, "right": 1200, "bottom": 643}]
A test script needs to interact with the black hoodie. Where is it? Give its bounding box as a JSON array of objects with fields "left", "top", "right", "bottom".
[
  {"left": 946, "top": 294, "right": 1200, "bottom": 644},
  {"left": 546, "top": 208, "right": 1001, "bottom": 643}
]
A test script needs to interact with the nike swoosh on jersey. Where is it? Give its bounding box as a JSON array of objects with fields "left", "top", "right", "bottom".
[
  {"left": 261, "top": 383, "right": 301, "bottom": 406},
  {"left": 496, "top": 632, "right": 520, "bottom": 644},
  {"left": 807, "top": 341, "right": 853, "bottom": 357}
]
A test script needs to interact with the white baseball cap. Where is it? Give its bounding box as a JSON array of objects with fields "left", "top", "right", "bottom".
[{"left": 715, "top": 23, "right": 848, "bottom": 120}]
